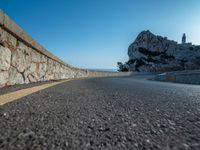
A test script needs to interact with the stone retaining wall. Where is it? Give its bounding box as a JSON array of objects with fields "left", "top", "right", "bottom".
[
  {"left": 0, "top": 10, "right": 123, "bottom": 88},
  {"left": 154, "top": 70, "right": 200, "bottom": 85}
]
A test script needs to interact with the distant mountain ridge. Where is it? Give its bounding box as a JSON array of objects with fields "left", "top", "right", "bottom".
[{"left": 121, "top": 30, "right": 200, "bottom": 72}]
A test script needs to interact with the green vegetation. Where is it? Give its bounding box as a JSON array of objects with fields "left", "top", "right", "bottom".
[{"left": 117, "top": 62, "right": 128, "bottom": 72}]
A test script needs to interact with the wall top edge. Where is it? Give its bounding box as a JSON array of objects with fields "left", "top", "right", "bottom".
[{"left": 0, "top": 10, "right": 74, "bottom": 68}]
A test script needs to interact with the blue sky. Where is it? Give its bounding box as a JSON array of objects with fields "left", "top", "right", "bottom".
[{"left": 0, "top": 0, "right": 200, "bottom": 69}]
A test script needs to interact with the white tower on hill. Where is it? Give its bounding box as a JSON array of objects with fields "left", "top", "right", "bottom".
[{"left": 182, "top": 33, "right": 186, "bottom": 44}]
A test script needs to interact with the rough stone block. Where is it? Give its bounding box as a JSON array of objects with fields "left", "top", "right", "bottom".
[
  {"left": 8, "top": 66, "right": 24, "bottom": 85},
  {"left": 12, "top": 42, "right": 31, "bottom": 72},
  {"left": 31, "top": 50, "right": 41, "bottom": 63},
  {"left": 0, "top": 71, "right": 9, "bottom": 87},
  {"left": 0, "top": 27, "right": 17, "bottom": 49},
  {"left": 0, "top": 45, "right": 11, "bottom": 71}
]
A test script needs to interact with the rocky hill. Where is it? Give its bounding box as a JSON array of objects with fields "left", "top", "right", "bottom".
[{"left": 122, "top": 30, "right": 200, "bottom": 72}]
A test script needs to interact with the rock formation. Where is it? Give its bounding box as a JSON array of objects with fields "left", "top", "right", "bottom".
[{"left": 125, "top": 30, "right": 200, "bottom": 72}]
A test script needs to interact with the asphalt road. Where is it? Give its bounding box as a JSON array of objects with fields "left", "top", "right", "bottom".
[{"left": 0, "top": 76, "right": 200, "bottom": 150}]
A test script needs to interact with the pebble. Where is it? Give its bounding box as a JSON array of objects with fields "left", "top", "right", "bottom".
[
  {"left": 146, "top": 139, "right": 150, "bottom": 143},
  {"left": 132, "top": 123, "right": 137, "bottom": 127},
  {"left": 182, "top": 143, "right": 190, "bottom": 149}
]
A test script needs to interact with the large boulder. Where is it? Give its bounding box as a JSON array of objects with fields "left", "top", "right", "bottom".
[{"left": 127, "top": 30, "right": 200, "bottom": 72}]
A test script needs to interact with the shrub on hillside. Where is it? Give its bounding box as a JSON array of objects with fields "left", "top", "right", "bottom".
[{"left": 117, "top": 62, "right": 128, "bottom": 72}]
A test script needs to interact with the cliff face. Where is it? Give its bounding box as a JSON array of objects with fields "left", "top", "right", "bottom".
[{"left": 127, "top": 30, "right": 200, "bottom": 72}]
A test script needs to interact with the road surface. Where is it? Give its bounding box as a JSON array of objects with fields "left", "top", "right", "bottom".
[{"left": 0, "top": 76, "right": 200, "bottom": 150}]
